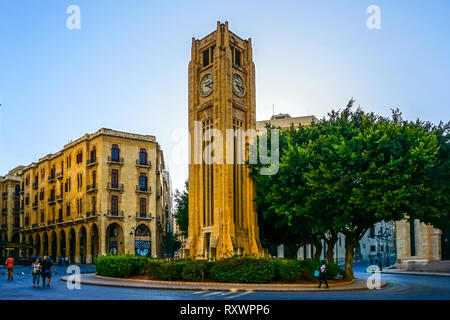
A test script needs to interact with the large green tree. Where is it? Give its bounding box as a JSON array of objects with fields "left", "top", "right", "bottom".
[
  {"left": 174, "top": 180, "right": 189, "bottom": 238},
  {"left": 250, "top": 100, "right": 448, "bottom": 280}
]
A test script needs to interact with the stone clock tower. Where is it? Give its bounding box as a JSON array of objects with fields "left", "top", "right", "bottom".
[{"left": 185, "top": 21, "right": 262, "bottom": 259}]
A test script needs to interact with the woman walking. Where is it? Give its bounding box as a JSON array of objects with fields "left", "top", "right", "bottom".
[{"left": 31, "top": 258, "right": 41, "bottom": 288}]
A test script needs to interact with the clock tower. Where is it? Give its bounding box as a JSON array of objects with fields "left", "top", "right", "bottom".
[{"left": 185, "top": 21, "right": 262, "bottom": 259}]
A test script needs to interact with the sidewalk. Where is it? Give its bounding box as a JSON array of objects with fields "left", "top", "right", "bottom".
[{"left": 61, "top": 273, "right": 387, "bottom": 292}]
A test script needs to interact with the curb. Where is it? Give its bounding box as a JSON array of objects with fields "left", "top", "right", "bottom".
[
  {"left": 381, "top": 270, "right": 450, "bottom": 277},
  {"left": 61, "top": 273, "right": 388, "bottom": 292}
]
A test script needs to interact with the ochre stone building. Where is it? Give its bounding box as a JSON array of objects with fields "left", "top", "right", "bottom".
[
  {"left": 2, "top": 128, "right": 169, "bottom": 263},
  {"left": 1, "top": 170, "right": 21, "bottom": 244},
  {"left": 186, "top": 22, "right": 262, "bottom": 259}
]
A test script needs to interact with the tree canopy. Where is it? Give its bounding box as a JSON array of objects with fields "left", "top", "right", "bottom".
[{"left": 250, "top": 99, "right": 449, "bottom": 279}]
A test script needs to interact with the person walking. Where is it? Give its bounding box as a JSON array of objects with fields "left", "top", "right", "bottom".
[
  {"left": 317, "top": 260, "right": 329, "bottom": 289},
  {"left": 5, "top": 256, "right": 15, "bottom": 280},
  {"left": 41, "top": 256, "right": 54, "bottom": 287},
  {"left": 31, "top": 258, "right": 41, "bottom": 288}
]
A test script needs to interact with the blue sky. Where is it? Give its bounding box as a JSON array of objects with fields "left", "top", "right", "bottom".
[{"left": 1, "top": 0, "right": 449, "bottom": 192}]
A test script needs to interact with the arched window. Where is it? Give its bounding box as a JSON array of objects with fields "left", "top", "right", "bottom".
[
  {"left": 111, "top": 144, "right": 120, "bottom": 162},
  {"left": 135, "top": 224, "right": 151, "bottom": 237},
  {"left": 139, "top": 148, "right": 147, "bottom": 165}
]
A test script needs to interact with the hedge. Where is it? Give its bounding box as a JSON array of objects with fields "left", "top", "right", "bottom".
[{"left": 94, "top": 255, "right": 343, "bottom": 283}]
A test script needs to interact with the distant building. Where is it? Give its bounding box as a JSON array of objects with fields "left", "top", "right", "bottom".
[
  {"left": 256, "top": 113, "right": 318, "bottom": 132},
  {"left": 1, "top": 128, "right": 170, "bottom": 263}
]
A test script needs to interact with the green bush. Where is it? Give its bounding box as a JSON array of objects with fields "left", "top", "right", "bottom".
[
  {"left": 94, "top": 255, "right": 147, "bottom": 278},
  {"left": 209, "top": 257, "right": 276, "bottom": 284},
  {"left": 94, "top": 255, "right": 344, "bottom": 284},
  {"left": 181, "top": 260, "right": 211, "bottom": 282}
]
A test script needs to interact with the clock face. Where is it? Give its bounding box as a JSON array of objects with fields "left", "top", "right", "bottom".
[
  {"left": 199, "top": 74, "right": 213, "bottom": 97},
  {"left": 232, "top": 73, "right": 245, "bottom": 97}
]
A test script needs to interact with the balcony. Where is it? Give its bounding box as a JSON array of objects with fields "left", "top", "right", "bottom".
[
  {"left": 1, "top": 192, "right": 8, "bottom": 199},
  {"left": 48, "top": 175, "right": 56, "bottom": 183},
  {"left": 86, "top": 211, "right": 98, "bottom": 218},
  {"left": 14, "top": 192, "right": 20, "bottom": 199},
  {"left": 13, "top": 207, "right": 20, "bottom": 214},
  {"left": 156, "top": 190, "right": 161, "bottom": 199},
  {"left": 32, "top": 202, "right": 38, "bottom": 210},
  {"left": 56, "top": 218, "right": 64, "bottom": 224},
  {"left": 136, "top": 185, "right": 152, "bottom": 194},
  {"left": 47, "top": 219, "right": 55, "bottom": 226},
  {"left": 136, "top": 212, "right": 153, "bottom": 220},
  {"left": 107, "top": 182, "right": 124, "bottom": 192},
  {"left": 32, "top": 182, "right": 38, "bottom": 189},
  {"left": 0, "top": 224, "right": 6, "bottom": 230},
  {"left": 1, "top": 208, "right": 7, "bottom": 214},
  {"left": 86, "top": 184, "right": 98, "bottom": 193},
  {"left": 56, "top": 194, "right": 63, "bottom": 202},
  {"left": 136, "top": 159, "right": 152, "bottom": 169},
  {"left": 56, "top": 171, "right": 63, "bottom": 179},
  {"left": 86, "top": 158, "right": 98, "bottom": 167},
  {"left": 19, "top": 207, "right": 24, "bottom": 214},
  {"left": 107, "top": 210, "right": 124, "bottom": 219},
  {"left": 13, "top": 224, "right": 20, "bottom": 231},
  {"left": 107, "top": 156, "right": 124, "bottom": 165},
  {"left": 48, "top": 197, "right": 56, "bottom": 205}
]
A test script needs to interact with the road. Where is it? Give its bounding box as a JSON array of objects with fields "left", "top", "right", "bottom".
[{"left": 1, "top": 261, "right": 449, "bottom": 300}]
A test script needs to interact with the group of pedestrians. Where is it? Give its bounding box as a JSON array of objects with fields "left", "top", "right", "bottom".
[
  {"left": 4, "top": 255, "right": 54, "bottom": 288},
  {"left": 31, "top": 256, "right": 54, "bottom": 287}
]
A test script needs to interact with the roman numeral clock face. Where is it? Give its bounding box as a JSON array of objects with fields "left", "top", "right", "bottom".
[
  {"left": 232, "top": 73, "right": 245, "bottom": 97},
  {"left": 199, "top": 74, "right": 213, "bottom": 97}
]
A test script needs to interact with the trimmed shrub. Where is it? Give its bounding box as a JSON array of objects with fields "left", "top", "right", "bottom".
[
  {"left": 209, "top": 257, "right": 276, "bottom": 284},
  {"left": 94, "top": 255, "right": 147, "bottom": 278},
  {"left": 158, "top": 261, "right": 184, "bottom": 281},
  {"left": 273, "top": 259, "right": 303, "bottom": 282},
  {"left": 181, "top": 260, "right": 211, "bottom": 282}
]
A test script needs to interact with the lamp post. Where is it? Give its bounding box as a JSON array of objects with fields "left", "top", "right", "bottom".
[{"left": 374, "top": 226, "right": 392, "bottom": 267}]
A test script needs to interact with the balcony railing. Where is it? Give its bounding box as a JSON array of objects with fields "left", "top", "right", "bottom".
[
  {"left": 86, "top": 184, "right": 98, "bottom": 193},
  {"left": 136, "top": 185, "right": 152, "bottom": 194},
  {"left": 107, "top": 182, "right": 124, "bottom": 192},
  {"left": 107, "top": 156, "right": 124, "bottom": 165},
  {"left": 86, "top": 211, "right": 97, "bottom": 218},
  {"left": 107, "top": 210, "right": 124, "bottom": 218},
  {"left": 48, "top": 175, "right": 56, "bottom": 183},
  {"left": 0, "top": 224, "right": 6, "bottom": 230},
  {"left": 86, "top": 158, "right": 98, "bottom": 167},
  {"left": 32, "top": 202, "right": 38, "bottom": 210},
  {"left": 47, "top": 219, "right": 55, "bottom": 225},
  {"left": 19, "top": 207, "right": 24, "bottom": 214},
  {"left": 1, "top": 192, "right": 8, "bottom": 199},
  {"left": 56, "top": 194, "right": 63, "bottom": 202},
  {"left": 13, "top": 207, "right": 20, "bottom": 214},
  {"left": 13, "top": 225, "right": 20, "bottom": 231},
  {"left": 32, "top": 182, "right": 38, "bottom": 189},
  {"left": 56, "top": 218, "right": 64, "bottom": 224},
  {"left": 56, "top": 171, "right": 63, "bottom": 179},
  {"left": 1, "top": 208, "right": 7, "bottom": 214},
  {"left": 136, "top": 212, "right": 153, "bottom": 220},
  {"left": 14, "top": 192, "right": 20, "bottom": 198},
  {"left": 136, "top": 159, "right": 152, "bottom": 168},
  {"left": 48, "top": 197, "right": 56, "bottom": 205}
]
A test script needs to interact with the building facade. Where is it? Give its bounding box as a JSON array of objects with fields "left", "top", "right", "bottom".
[
  {"left": 2, "top": 128, "right": 169, "bottom": 263},
  {"left": 186, "top": 22, "right": 262, "bottom": 259}
]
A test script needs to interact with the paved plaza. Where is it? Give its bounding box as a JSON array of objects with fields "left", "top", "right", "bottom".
[{"left": 1, "top": 261, "right": 450, "bottom": 300}]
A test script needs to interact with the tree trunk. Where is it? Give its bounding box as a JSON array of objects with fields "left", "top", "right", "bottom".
[
  {"left": 313, "top": 238, "right": 323, "bottom": 260},
  {"left": 326, "top": 236, "right": 338, "bottom": 264},
  {"left": 344, "top": 240, "right": 356, "bottom": 281}
]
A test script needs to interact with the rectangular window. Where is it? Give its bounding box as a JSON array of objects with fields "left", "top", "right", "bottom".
[
  {"left": 111, "top": 169, "right": 119, "bottom": 188},
  {"left": 139, "top": 173, "right": 147, "bottom": 190},
  {"left": 66, "top": 203, "right": 71, "bottom": 217},
  {"left": 234, "top": 49, "right": 241, "bottom": 67},
  {"left": 410, "top": 220, "right": 416, "bottom": 256},
  {"left": 140, "top": 198, "right": 146, "bottom": 216},
  {"left": 203, "top": 49, "right": 209, "bottom": 67},
  {"left": 111, "top": 195, "right": 119, "bottom": 215}
]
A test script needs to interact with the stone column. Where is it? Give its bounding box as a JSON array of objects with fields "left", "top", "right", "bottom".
[
  {"left": 86, "top": 228, "right": 92, "bottom": 264},
  {"left": 56, "top": 231, "right": 61, "bottom": 258},
  {"left": 65, "top": 230, "right": 70, "bottom": 260},
  {"left": 74, "top": 228, "right": 81, "bottom": 264}
]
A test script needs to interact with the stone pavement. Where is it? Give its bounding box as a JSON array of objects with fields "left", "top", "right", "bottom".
[{"left": 61, "top": 273, "right": 386, "bottom": 292}]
